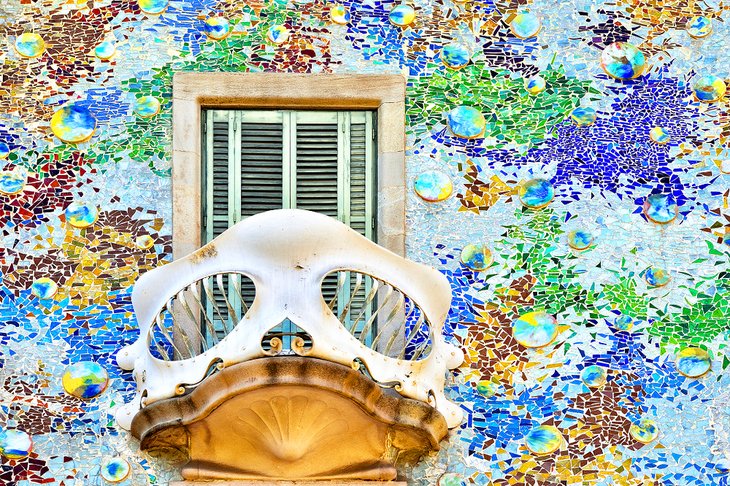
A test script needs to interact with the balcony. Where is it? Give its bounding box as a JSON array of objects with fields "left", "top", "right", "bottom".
[{"left": 115, "top": 209, "right": 463, "bottom": 483}]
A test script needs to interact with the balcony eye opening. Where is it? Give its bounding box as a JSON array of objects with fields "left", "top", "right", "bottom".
[
  {"left": 321, "top": 269, "right": 433, "bottom": 361},
  {"left": 146, "top": 272, "right": 257, "bottom": 361}
]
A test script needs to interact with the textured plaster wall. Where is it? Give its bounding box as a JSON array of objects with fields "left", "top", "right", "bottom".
[{"left": 2, "top": 0, "right": 730, "bottom": 485}]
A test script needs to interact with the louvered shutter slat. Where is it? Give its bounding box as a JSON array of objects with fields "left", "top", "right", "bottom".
[
  {"left": 210, "top": 119, "right": 230, "bottom": 239},
  {"left": 294, "top": 122, "right": 339, "bottom": 219},
  {"left": 342, "top": 120, "right": 373, "bottom": 340},
  {"left": 235, "top": 121, "right": 285, "bottom": 311},
  {"left": 349, "top": 122, "right": 368, "bottom": 237},
  {"left": 240, "top": 122, "right": 284, "bottom": 219}
]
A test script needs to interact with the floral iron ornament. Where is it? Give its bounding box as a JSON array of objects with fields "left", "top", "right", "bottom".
[{"left": 116, "top": 209, "right": 464, "bottom": 429}]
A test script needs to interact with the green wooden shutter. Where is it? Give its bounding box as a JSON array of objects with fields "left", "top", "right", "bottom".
[
  {"left": 292, "top": 111, "right": 340, "bottom": 218},
  {"left": 239, "top": 111, "right": 287, "bottom": 218},
  {"left": 204, "top": 110, "right": 375, "bottom": 234},
  {"left": 204, "top": 111, "right": 235, "bottom": 243},
  {"left": 202, "top": 109, "right": 377, "bottom": 341},
  {"left": 348, "top": 111, "right": 375, "bottom": 240}
]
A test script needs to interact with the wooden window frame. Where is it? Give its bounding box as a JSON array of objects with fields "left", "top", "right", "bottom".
[{"left": 172, "top": 72, "right": 407, "bottom": 260}]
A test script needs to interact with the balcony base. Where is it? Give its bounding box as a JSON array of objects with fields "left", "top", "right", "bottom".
[{"left": 134, "top": 357, "right": 447, "bottom": 482}]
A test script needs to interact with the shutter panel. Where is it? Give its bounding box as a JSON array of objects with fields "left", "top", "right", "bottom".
[
  {"left": 292, "top": 112, "right": 340, "bottom": 218},
  {"left": 290, "top": 112, "right": 340, "bottom": 347},
  {"left": 348, "top": 113, "right": 372, "bottom": 238},
  {"left": 344, "top": 112, "right": 376, "bottom": 344},
  {"left": 288, "top": 112, "right": 376, "bottom": 343},
  {"left": 204, "top": 112, "right": 236, "bottom": 338},
  {"left": 236, "top": 112, "right": 286, "bottom": 336},
  {"left": 239, "top": 111, "right": 286, "bottom": 218},
  {"left": 204, "top": 111, "right": 235, "bottom": 243}
]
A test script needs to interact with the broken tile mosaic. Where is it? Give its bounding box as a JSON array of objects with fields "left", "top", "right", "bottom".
[{"left": 3, "top": 0, "right": 730, "bottom": 484}]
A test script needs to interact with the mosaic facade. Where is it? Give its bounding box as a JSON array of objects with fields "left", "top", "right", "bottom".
[{"left": 1, "top": 0, "right": 730, "bottom": 484}]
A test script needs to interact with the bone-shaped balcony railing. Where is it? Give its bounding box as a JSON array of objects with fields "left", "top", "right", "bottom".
[
  {"left": 146, "top": 270, "right": 433, "bottom": 362},
  {"left": 115, "top": 209, "right": 464, "bottom": 429}
]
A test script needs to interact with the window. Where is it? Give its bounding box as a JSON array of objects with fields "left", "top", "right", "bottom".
[
  {"left": 170, "top": 73, "right": 406, "bottom": 348},
  {"left": 201, "top": 109, "right": 376, "bottom": 242},
  {"left": 200, "top": 108, "right": 377, "bottom": 344}
]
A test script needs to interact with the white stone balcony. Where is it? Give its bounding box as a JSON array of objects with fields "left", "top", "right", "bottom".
[{"left": 115, "top": 209, "right": 463, "bottom": 482}]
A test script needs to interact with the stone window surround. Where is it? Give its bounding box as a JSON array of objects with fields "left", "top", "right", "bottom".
[{"left": 171, "top": 72, "right": 407, "bottom": 260}]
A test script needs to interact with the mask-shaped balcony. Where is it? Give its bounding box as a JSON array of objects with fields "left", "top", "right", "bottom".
[{"left": 115, "top": 209, "right": 463, "bottom": 483}]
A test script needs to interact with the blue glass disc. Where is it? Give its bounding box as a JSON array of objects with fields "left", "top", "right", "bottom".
[
  {"left": 524, "top": 425, "right": 562, "bottom": 454},
  {"left": 581, "top": 365, "right": 607, "bottom": 387},
  {"left": 0, "top": 169, "right": 26, "bottom": 195},
  {"left": 138, "top": 0, "right": 168, "bottom": 15},
  {"left": 31, "top": 278, "right": 58, "bottom": 299},
  {"left": 525, "top": 76, "right": 546, "bottom": 95},
  {"left": 570, "top": 107, "right": 597, "bottom": 127},
  {"left": 446, "top": 106, "right": 486, "bottom": 139},
  {"left": 568, "top": 230, "right": 593, "bottom": 250},
  {"left": 15, "top": 33, "right": 45, "bottom": 58},
  {"left": 440, "top": 43, "right": 469, "bottom": 69},
  {"left": 630, "top": 418, "right": 658, "bottom": 444},
  {"left": 62, "top": 361, "right": 109, "bottom": 399},
  {"left": 134, "top": 96, "right": 161, "bottom": 118},
  {"left": 204, "top": 17, "right": 231, "bottom": 40},
  {"left": 693, "top": 75, "right": 726, "bottom": 102},
  {"left": 0, "top": 429, "right": 32, "bottom": 459},
  {"left": 101, "top": 457, "right": 131, "bottom": 482},
  {"left": 512, "top": 311, "right": 558, "bottom": 348},
  {"left": 687, "top": 16, "right": 712, "bottom": 38},
  {"left": 645, "top": 267, "right": 670, "bottom": 287},
  {"left": 460, "top": 244, "right": 492, "bottom": 271},
  {"left": 519, "top": 179, "right": 554, "bottom": 209},
  {"left": 675, "top": 347, "right": 711, "bottom": 378},
  {"left": 389, "top": 5, "right": 416, "bottom": 27},
  {"left": 643, "top": 193, "right": 677, "bottom": 224},
  {"left": 600, "top": 42, "right": 646, "bottom": 80},
  {"left": 510, "top": 12, "right": 541, "bottom": 39},
  {"left": 438, "top": 473, "right": 467, "bottom": 486},
  {"left": 94, "top": 40, "right": 116, "bottom": 60},
  {"left": 65, "top": 201, "right": 99, "bottom": 229},
  {"left": 51, "top": 104, "right": 97, "bottom": 144}
]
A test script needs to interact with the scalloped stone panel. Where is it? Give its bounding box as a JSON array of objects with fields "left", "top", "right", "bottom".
[{"left": 133, "top": 357, "right": 448, "bottom": 481}]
